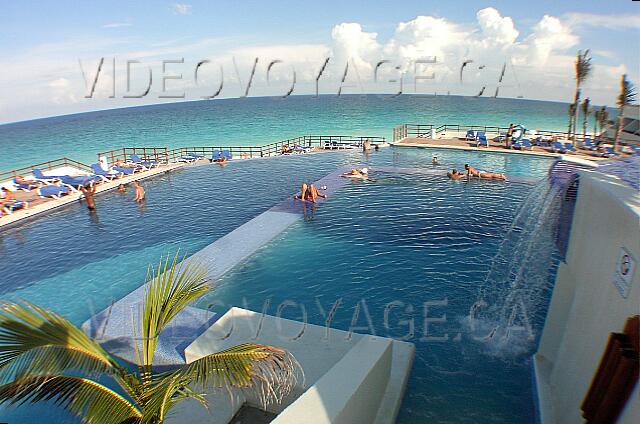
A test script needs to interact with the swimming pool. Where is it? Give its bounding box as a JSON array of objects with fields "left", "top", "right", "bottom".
[{"left": 0, "top": 147, "right": 557, "bottom": 422}]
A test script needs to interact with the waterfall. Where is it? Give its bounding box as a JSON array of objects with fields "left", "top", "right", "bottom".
[{"left": 465, "top": 177, "right": 565, "bottom": 356}]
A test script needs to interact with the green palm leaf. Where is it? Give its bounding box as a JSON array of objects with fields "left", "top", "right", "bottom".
[
  {"left": 0, "top": 302, "right": 120, "bottom": 379},
  {"left": 140, "top": 252, "right": 209, "bottom": 371},
  {"left": 174, "top": 343, "right": 301, "bottom": 408},
  {"left": 0, "top": 375, "right": 142, "bottom": 424}
]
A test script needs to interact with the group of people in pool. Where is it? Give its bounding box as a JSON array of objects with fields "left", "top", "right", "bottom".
[
  {"left": 447, "top": 163, "right": 506, "bottom": 181},
  {"left": 295, "top": 167, "right": 370, "bottom": 203},
  {"left": 80, "top": 180, "right": 145, "bottom": 211}
]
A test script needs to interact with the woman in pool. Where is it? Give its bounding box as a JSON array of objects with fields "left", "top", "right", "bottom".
[
  {"left": 296, "top": 183, "right": 326, "bottom": 203},
  {"left": 341, "top": 167, "right": 369, "bottom": 179},
  {"left": 464, "top": 164, "right": 506, "bottom": 180}
]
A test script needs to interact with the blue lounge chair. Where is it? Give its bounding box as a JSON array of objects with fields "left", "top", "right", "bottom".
[
  {"left": 113, "top": 165, "right": 137, "bottom": 175},
  {"left": 2, "top": 199, "right": 28, "bottom": 214},
  {"left": 221, "top": 150, "right": 232, "bottom": 160},
  {"left": 603, "top": 147, "right": 620, "bottom": 157},
  {"left": 552, "top": 141, "right": 567, "bottom": 154},
  {"left": 187, "top": 152, "right": 205, "bottom": 159},
  {"left": 476, "top": 132, "right": 489, "bottom": 147},
  {"left": 211, "top": 150, "right": 223, "bottom": 161},
  {"left": 59, "top": 175, "right": 99, "bottom": 190},
  {"left": 32, "top": 169, "right": 61, "bottom": 184},
  {"left": 581, "top": 138, "right": 596, "bottom": 151},
  {"left": 12, "top": 178, "right": 38, "bottom": 191},
  {"left": 521, "top": 139, "right": 533, "bottom": 150},
  {"left": 563, "top": 143, "right": 577, "bottom": 154},
  {"left": 38, "top": 185, "right": 70, "bottom": 198},
  {"left": 90, "top": 163, "right": 123, "bottom": 181},
  {"left": 465, "top": 130, "right": 475, "bottom": 141},
  {"left": 130, "top": 154, "right": 159, "bottom": 169},
  {"left": 629, "top": 145, "right": 640, "bottom": 155}
]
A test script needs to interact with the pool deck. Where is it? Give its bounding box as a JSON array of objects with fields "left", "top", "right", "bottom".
[
  {"left": 0, "top": 162, "right": 186, "bottom": 229},
  {"left": 393, "top": 137, "right": 608, "bottom": 163}
]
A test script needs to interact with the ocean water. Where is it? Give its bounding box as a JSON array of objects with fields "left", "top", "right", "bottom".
[
  {"left": 0, "top": 147, "right": 557, "bottom": 423},
  {"left": 0, "top": 94, "right": 572, "bottom": 171}
]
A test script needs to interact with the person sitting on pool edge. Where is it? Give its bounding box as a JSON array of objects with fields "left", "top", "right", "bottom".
[
  {"left": 447, "top": 169, "right": 466, "bottom": 180},
  {"left": 341, "top": 167, "right": 369, "bottom": 179},
  {"left": 295, "top": 183, "right": 326, "bottom": 203}
]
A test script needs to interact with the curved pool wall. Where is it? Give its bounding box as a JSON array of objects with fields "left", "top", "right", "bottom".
[{"left": 0, "top": 147, "right": 557, "bottom": 423}]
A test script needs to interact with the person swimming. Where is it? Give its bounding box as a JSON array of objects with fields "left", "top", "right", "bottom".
[
  {"left": 117, "top": 184, "right": 126, "bottom": 193},
  {"left": 464, "top": 164, "right": 481, "bottom": 177},
  {"left": 341, "top": 167, "right": 369, "bottom": 179},
  {"left": 432, "top": 156, "right": 439, "bottom": 165},
  {"left": 447, "top": 169, "right": 466, "bottom": 180}
]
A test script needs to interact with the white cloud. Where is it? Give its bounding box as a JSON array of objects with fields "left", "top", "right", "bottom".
[
  {"left": 0, "top": 7, "right": 637, "bottom": 123},
  {"left": 173, "top": 4, "right": 192, "bottom": 15},
  {"left": 565, "top": 12, "right": 640, "bottom": 30},
  {"left": 102, "top": 22, "right": 132, "bottom": 29}
]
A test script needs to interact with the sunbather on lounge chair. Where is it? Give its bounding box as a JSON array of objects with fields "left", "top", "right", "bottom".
[{"left": 14, "top": 175, "right": 40, "bottom": 190}]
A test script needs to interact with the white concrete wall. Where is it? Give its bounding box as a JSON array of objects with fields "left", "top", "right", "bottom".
[
  {"left": 272, "top": 337, "right": 392, "bottom": 424},
  {"left": 535, "top": 171, "right": 640, "bottom": 423}
]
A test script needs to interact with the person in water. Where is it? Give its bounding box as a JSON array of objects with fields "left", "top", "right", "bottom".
[
  {"left": 117, "top": 184, "right": 126, "bottom": 193},
  {"left": 432, "top": 156, "right": 439, "bottom": 165},
  {"left": 341, "top": 167, "right": 369, "bottom": 179},
  {"left": 214, "top": 156, "right": 228, "bottom": 165},
  {"left": 362, "top": 139, "right": 371, "bottom": 152},
  {"left": 296, "top": 183, "right": 327, "bottom": 203},
  {"left": 133, "top": 181, "right": 145, "bottom": 203},
  {"left": 464, "top": 164, "right": 506, "bottom": 180},
  {"left": 447, "top": 169, "right": 466, "bottom": 180},
  {"left": 80, "top": 184, "right": 97, "bottom": 210}
]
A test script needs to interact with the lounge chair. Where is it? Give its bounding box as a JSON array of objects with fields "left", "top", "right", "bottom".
[
  {"left": 476, "top": 132, "right": 489, "bottom": 147},
  {"left": 563, "top": 143, "right": 577, "bottom": 154},
  {"left": 551, "top": 141, "right": 567, "bottom": 154},
  {"left": 130, "top": 154, "right": 159, "bottom": 169},
  {"left": 512, "top": 139, "right": 533, "bottom": 150},
  {"left": 113, "top": 165, "right": 137, "bottom": 175},
  {"left": 90, "top": 163, "right": 123, "bottom": 181},
  {"left": 32, "top": 169, "right": 61, "bottom": 184},
  {"left": 59, "top": 175, "right": 100, "bottom": 190},
  {"left": 465, "top": 130, "right": 475, "bottom": 141},
  {"left": 178, "top": 154, "right": 198, "bottom": 163},
  {"left": 581, "top": 138, "right": 597, "bottom": 151},
  {"left": 293, "top": 145, "right": 313, "bottom": 154},
  {"left": 221, "top": 150, "right": 232, "bottom": 160},
  {"left": 38, "top": 185, "right": 70, "bottom": 198},
  {"left": 2, "top": 199, "right": 28, "bottom": 214},
  {"left": 12, "top": 178, "right": 38, "bottom": 191},
  {"left": 602, "top": 147, "right": 620, "bottom": 158}
]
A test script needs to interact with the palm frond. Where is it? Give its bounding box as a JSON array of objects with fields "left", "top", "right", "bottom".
[
  {"left": 140, "top": 252, "right": 209, "bottom": 370},
  {"left": 0, "top": 302, "right": 120, "bottom": 378},
  {"left": 575, "top": 50, "right": 592, "bottom": 85},
  {"left": 0, "top": 374, "right": 142, "bottom": 424},
  {"left": 174, "top": 343, "right": 301, "bottom": 408},
  {"left": 617, "top": 74, "right": 637, "bottom": 107}
]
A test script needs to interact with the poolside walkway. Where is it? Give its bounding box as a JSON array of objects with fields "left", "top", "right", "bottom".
[
  {"left": 393, "top": 137, "right": 609, "bottom": 162},
  {"left": 0, "top": 162, "right": 185, "bottom": 229}
]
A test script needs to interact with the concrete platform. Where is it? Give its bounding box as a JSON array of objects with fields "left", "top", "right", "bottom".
[{"left": 0, "top": 162, "right": 185, "bottom": 229}]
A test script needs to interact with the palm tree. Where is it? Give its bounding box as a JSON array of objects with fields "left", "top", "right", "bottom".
[
  {"left": 596, "top": 106, "right": 609, "bottom": 143},
  {"left": 0, "top": 253, "right": 299, "bottom": 424},
  {"left": 581, "top": 97, "right": 590, "bottom": 141},
  {"left": 572, "top": 50, "right": 592, "bottom": 140},
  {"left": 567, "top": 103, "right": 577, "bottom": 140},
  {"left": 614, "top": 74, "right": 637, "bottom": 151}
]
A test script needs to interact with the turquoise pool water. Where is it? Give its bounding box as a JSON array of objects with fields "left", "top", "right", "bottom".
[
  {"left": 0, "top": 94, "right": 576, "bottom": 170},
  {"left": 0, "top": 147, "right": 557, "bottom": 422}
]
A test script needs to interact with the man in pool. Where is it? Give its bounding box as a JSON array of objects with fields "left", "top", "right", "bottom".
[
  {"left": 447, "top": 169, "right": 466, "bottom": 180},
  {"left": 80, "top": 184, "right": 97, "bottom": 210},
  {"left": 341, "top": 167, "right": 369, "bottom": 179},
  {"left": 432, "top": 156, "right": 439, "bottom": 165},
  {"left": 295, "top": 183, "right": 327, "bottom": 203},
  {"left": 133, "top": 181, "right": 145, "bottom": 203}
]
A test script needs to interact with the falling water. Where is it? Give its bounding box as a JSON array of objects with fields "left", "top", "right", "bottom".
[{"left": 465, "top": 177, "right": 565, "bottom": 356}]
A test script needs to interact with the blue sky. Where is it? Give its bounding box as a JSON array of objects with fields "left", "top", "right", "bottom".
[{"left": 1, "top": 1, "right": 638, "bottom": 123}]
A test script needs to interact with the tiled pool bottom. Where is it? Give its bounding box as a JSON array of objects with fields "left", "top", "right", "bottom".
[
  {"left": 0, "top": 148, "right": 555, "bottom": 423},
  {"left": 194, "top": 173, "right": 551, "bottom": 423}
]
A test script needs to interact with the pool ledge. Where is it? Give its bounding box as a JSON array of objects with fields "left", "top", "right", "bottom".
[{"left": 82, "top": 166, "right": 356, "bottom": 366}]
